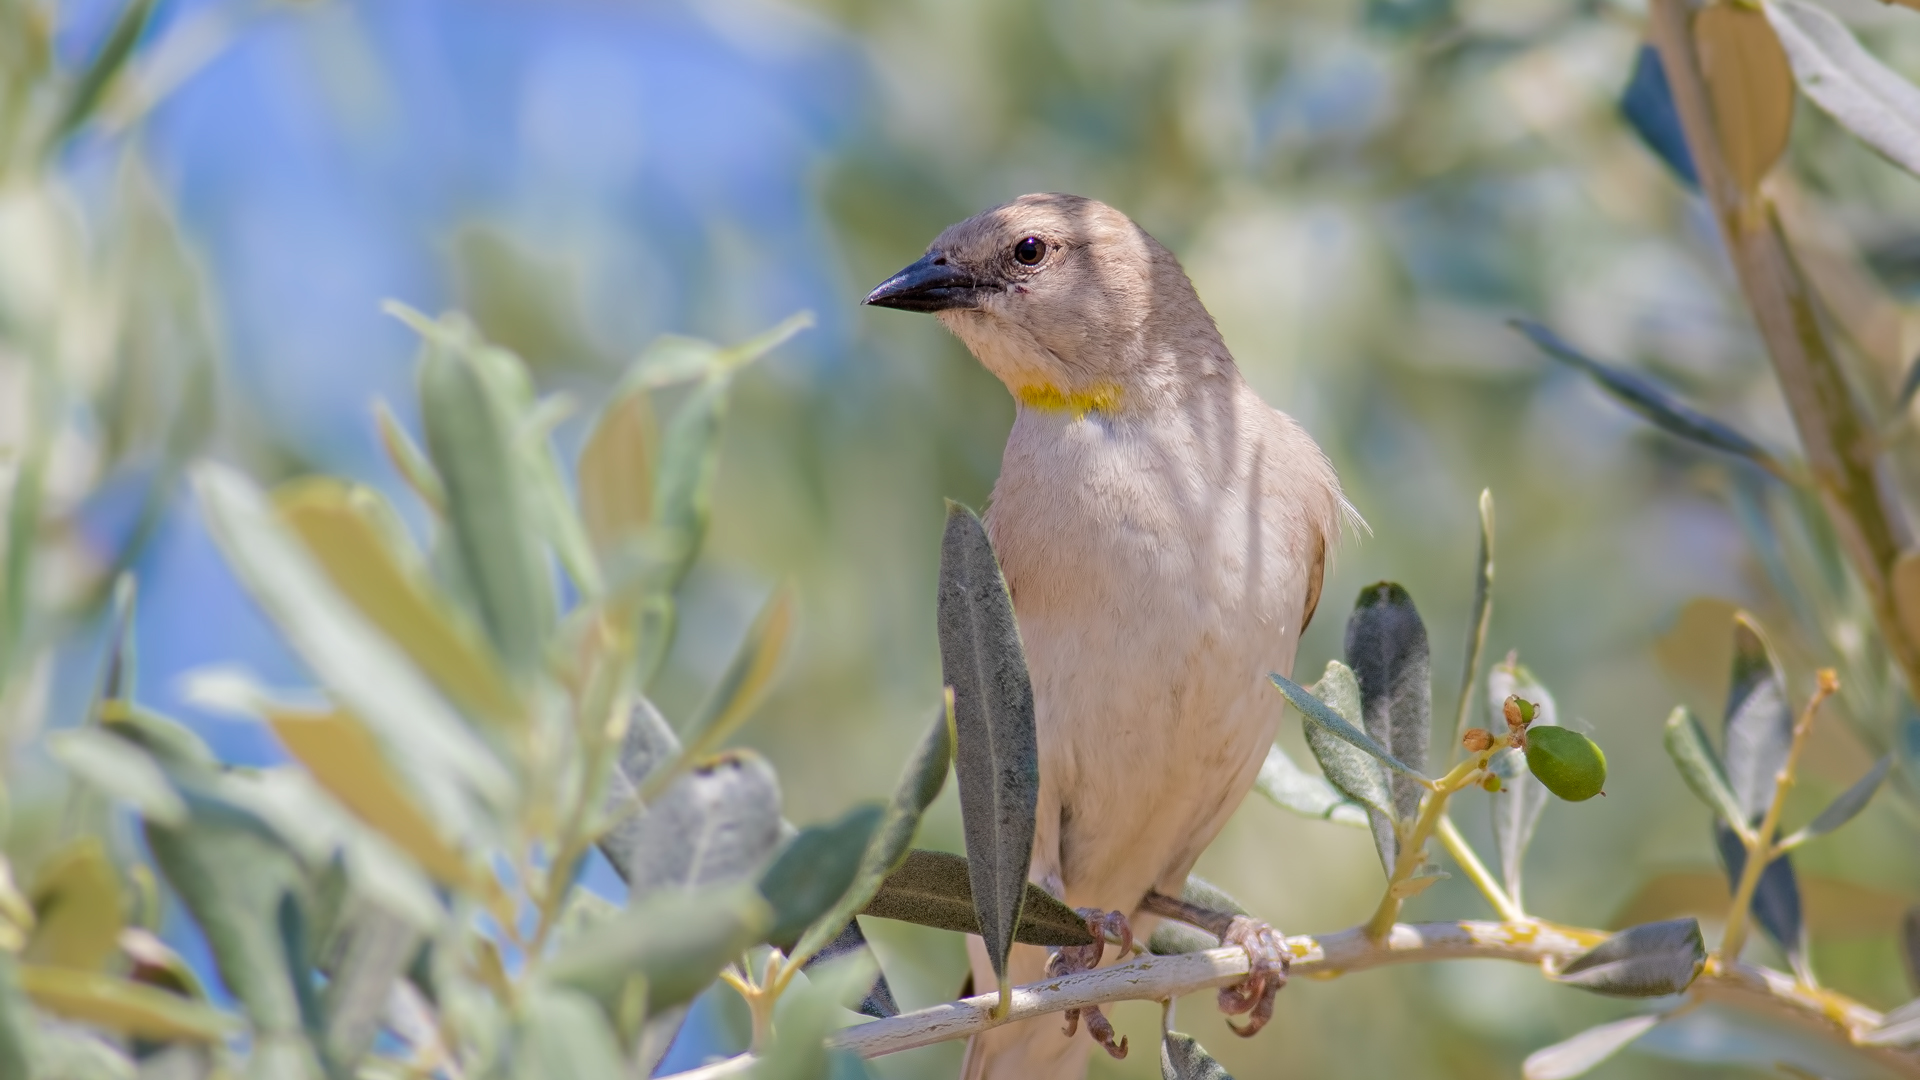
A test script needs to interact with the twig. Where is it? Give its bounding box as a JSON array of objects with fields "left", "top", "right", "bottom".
[
  {"left": 1366, "top": 756, "right": 1487, "bottom": 939},
  {"left": 655, "top": 920, "right": 1920, "bottom": 1077},
  {"left": 1435, "top": 814, "right": 1527, "bottom": 923}
]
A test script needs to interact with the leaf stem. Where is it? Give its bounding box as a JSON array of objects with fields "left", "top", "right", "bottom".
[
  {"left": 1367, "top": 755, "right": 1487, "bottom": 939},
  {"left": 1720, "top": 670, "right": 1836, "bottom": 966},
  {"left": 1435, "top": 814, "right": 1525, "bottom": 923}
]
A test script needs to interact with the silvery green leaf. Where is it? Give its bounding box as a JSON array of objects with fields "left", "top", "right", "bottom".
[
  {"left": 46, "top": 0, "right": 153, "bottom": 146},
  {"left": 546, "top": 883, "right": 770, "bottom": 1013},
  {"left": 803, "top": 921, "right": 898, "bottom": 1019},
  {"left": 1162, "top": 1031, "right": 1234, "bottom": 1079},
  {"left": 1663, "top": 707, "right": 1749, "bottom": 838},
  {"left": 1449, "top": 489, "right": 1495, "bottom": 748},
  {"left": 1270, "top": 674, "right": 1426, "bottom": 784},
  {"left": 319, "top": 905, "right": 419, "bottom": 1069},
  {"left": 1861, "top": 996, "right": 1920, "bottom": 1048},
  {"left": 616, "top": 751, "right": 783, "bottom": 900},
  {"left": 751, "top": 949, "right": 876, "bottom": 1080},
  {"left": 1251, "top": 742, "right": 1368, "bottom": 829},
  {"left": 1715, "top": 822, "right": 1808, "bottom": 979},
  {"left": 1485, "top": 657, "right": 1556, "bottom": 909},
  {"left": 937, "top": 503, "right": 1040, "bottom": 1000},
  {"left": 1180, "top": 876, "right": 1250, "bottom": 918},
  {"left": 858, "top": 850, "right": 1092, "bottom": 947},
  {"left": 1779, "top": 755, "right": 1890, "bottom": 850},
  {"left": 1513, "top": 320, "right": 1789, "bottom": 479},
  {"left": 1522, "top": 1014, "right": 1663, "bottom": 1079},
  {"left": 758, "top": 804, "right": 884, "bottom": 951},
  {"left": 47, "top": 726, "right": 185, "bottom": 826},
  {"left": 34, "top": 1028, "right": 137, "bottom": 1079},
  {"left": 511, "top": 986, "right": 626, "bottom": 1080},
  {"left": 1303, "top": 660, "right": 1398, "bottom": 870},
  {"left": 1764, "top": 0, "right": 1920, "bottom": 181},
  {"left": 789, "top": 701, "right": 952, "bottom": 969},
  {"left": 1723, "top": 615, "right": 1791, "bottom": 824},
  {"left": 1554, "top": 919, "right": 1706, "bottom": 998},
  {"left": 0, "top": 956, "right": 36, "bottom": 1080},
  {"left": 1148, "top": 923, "right": 1218, "bottom": 956},
  {"left": 1344, "top": 582, "right": 1432, "bottom": 831}
]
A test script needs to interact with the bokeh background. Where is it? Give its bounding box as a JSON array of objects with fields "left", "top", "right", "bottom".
[{"left": 8, "top": 0, "right": 1920, "bottom": 1075}]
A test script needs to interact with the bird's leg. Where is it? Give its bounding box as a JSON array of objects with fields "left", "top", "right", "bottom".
[
  {"left": 1047, "top": 908, "right": 1132, "bottom": 1059},
  {"left": 1140, "top": 892, "right": 1290, "bottom": 1037}
]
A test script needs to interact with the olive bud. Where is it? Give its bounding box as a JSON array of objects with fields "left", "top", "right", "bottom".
[
  {"left": 1503, "top": 695, "right": 1538, "bottom": 729},
  {"left": 1524, "top": 727, "right": 1607, "bottom": 802},
  {"left": 1481, "top": 773, "right": 1503, "bottom": 793},
  {"left": 1462, "top": 728, "right": 1493, "bottom": 752}
]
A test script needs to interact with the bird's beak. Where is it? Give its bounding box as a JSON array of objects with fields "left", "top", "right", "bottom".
[{"left": 863, "top": 253, "right": 995, "bottom": 312}]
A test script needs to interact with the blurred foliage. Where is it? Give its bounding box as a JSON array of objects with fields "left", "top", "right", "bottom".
[{"left": 1, "top": 0, "right": 1919, "bottom": 1077}]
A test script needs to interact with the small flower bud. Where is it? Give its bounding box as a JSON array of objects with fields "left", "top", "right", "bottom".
[
  {"left": 1482, "top": 773, "right": 1503, "bottom": 793},
  {"left": 1503, "top": 695, "right": 1537, "bottom": 729},
  {"left": 1816, "top": 668, "right": 1839, "bottom": 695},
  {"left": 1507, "top": 731, "right": 1527, "bottom": 751},
  {"left": 1462, "top": 728, "right": 1493, "bottom": 752}
]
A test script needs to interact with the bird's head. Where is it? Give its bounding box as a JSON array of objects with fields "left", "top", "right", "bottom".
[{"left": 864, "top": 193, "right": 1219, "bottom": 415}]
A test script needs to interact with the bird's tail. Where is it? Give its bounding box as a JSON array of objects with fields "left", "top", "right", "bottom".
[{"left": 957, "top": 938, "right": 1096, "bottom": 1080}]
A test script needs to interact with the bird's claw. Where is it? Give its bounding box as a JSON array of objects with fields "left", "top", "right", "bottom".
[
  {"left": 1047, "top": 908, "right": 1133, "bottom": 1059},
  {"left": 1217, "top": 915, "right": 1289, "bottom": 1037}
]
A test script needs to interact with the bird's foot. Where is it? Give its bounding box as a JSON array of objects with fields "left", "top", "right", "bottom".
[
  {"left": 1047, "top": 908, "right": 1133, "bottom": 1059},
  {"left": 1216, "top": 915, "right": 1290, "bottom": 1037}
]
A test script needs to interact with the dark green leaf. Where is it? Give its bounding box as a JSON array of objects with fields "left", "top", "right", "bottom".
[
  {"left": 1553, "top": 918, "right": 1706, "bottom": 997},
  {"left": 512, "top": 985, "right": 626, "bottom": 1080},
  {"left": 759, "top": 805, "right": 885, "bottom": 951},
  {"left": 1662, "top": 707, "right": 1750, "bottom": 837},
  {"left": 1512, "top": 320, "right": 1789, "bottom": 480},
  {"left": 1270, "top": 673, "right": 1427, "bottom": 783},
  {"left": 1162, "top": 1031, "right": 1234, "bottom": 1079},
  {"left": 1522, "top": 1014, "right": 1663, "bottom": 1079},
  {"left": 1485, "top": 659, "right": 1555, "bottom": 908},
  {"left": 1723, "top": 614, "right": 1791, "bottom": 824},
  {"left": 1780, "top": 755, "right": 1890, "bottom": 850},
  {"left": 1765, "top": 0, "right": 1920, "bottom": 181},
  {"left": 1345, "top": 582, "right": 1432, "bottom": 830},
  {"left": 545, "top": 883, "right": 770, "bottom": 1013},
  {"left": 790, "top": 700, "right": 953, "bottom": 967},
  {"left": 416, "top": 324, "right": 554, "bottom": 679},
  {"left": 936, "top": 503, "right": 1040, "bottom": 999},
  {"left": 1302, "top": 659, "right": 1397, "bottom": 869},
  {"left": 145, "top": 793, "right": 308, "bottom": 1034},
  {"left": 858, "top": 850, "right": 1092, "bottom": 947},
  {"left": 611, "top": 751, "right": 783, "bottom": 900},
  {"left": 47, "top": 0, "right": 155, "bottom": 148},
  {"left": 1715, "top": 823, "right": 1807, "bottom": 978}
]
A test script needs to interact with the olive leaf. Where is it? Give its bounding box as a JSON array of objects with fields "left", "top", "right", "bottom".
[
  {"left": 1694, "top": 0, "right": 1794, "bottom": 197},
  {"left": 1297, "top": 660, "right": 1395, "bottom": 868},
  {"left": 749, "top": 948, "right": 877, "bottom": 1080},
  {"left": 1552, "top": 918, "right": 1706, "bottom": 997},
  {"left": 545, "top": 883, "right": 771, "bottom": 1013},
  {"left": 1522, "top": 1014, "right": 1664, "bottom": 1079},
  {"left": 1485, "top": 658, "right": 1556, "bottom": 909},
  {"left": 1448, "top": 490, "right": 1496, "bottom": 749},
  {"left": 758, "top": 804, "right": 885, "bottom": 952},
  {"left": 671, "top": 586, "right": 795, "bottom": 774},
  {"left": 1764, "top": 0, "right": 1920, "bottom": 182},
  {"left": 511, "top": 985, "right": 626, "bottom": 1080},
  {"left": 1620, "top": 43, "right": 1699, "bottom": 188},
  {"left": 1512, "top": 320, "right": 1789, "bottom": 481},
  {"left": 24, "top": 841, "right": 123, "bottom": 973},
  {"left": 46, "top": 727, "right": 185, "bottom": 827},
  {"left": 614, "top": 751, "right": 784, "bottom": 901},
  {"left": 936, "top": 502, "right": 1041, "bottom": 1007},
  {"left": 1777, "top": 755, "right": 1890, "bottom": 851},
  {"left": 17, "top": 966, "right": 237, "bottom": 1043},
  {"left": 1663, "top": 706, "right": 1751, "bottom": 841},
  {"left": 46, "top": 0, "right": 154, "bottom": 148},
  {"left": 1271, "top": 674, "right": 1427, "bottom": 784},
  {"left": 858, "top": 850, "right": 1093, "bottom": 947},
  {"left": 1162, "top": 1031, "right": 1235, "bottom": 1079},
  {"left": 1345, "top": 582, "right": 1432, "bottom": 832},
  {"left": 1251, "top": 742, "right": 1368, "bottom": 829},
  {"left": 1723, "top": 614, "right": 1791, "bottom": 824},
  {"left": 1714, "top": 823, "right": 1808, "bottom": 979}
]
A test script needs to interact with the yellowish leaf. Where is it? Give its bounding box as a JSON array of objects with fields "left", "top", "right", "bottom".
[
  {"left": 274, "top": 478, "right": 522, "bottom": 730},
  {"left": 19, "top": 965, "right": 237, "bottom": 1041},
  {"left": 1695, "top": 1, "right": 1795, "bottom": 198},
  {"left": 685, "top": 586, "right": 795, "bottom": 761},
  {"left": 266, "top": 706, "right": 474, "bottom": 888},
  {"left": 1892, "top": 551, "right": 1920, "bottom": 652},
  {"left": 578, "top": 388, "right": 657, "bottom": 563},
  {"left": 25, "top": 840, "right": 124, "bottom": 972}
]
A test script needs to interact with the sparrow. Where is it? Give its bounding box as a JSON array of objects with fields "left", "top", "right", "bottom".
[{"left": 866, "top": 193, "right": 1351, "bottom": 1079}]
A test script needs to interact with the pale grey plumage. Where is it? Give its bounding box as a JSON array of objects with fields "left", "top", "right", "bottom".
[{"left": 871, "top": 193, "right": 1348, "bottom": 1079}]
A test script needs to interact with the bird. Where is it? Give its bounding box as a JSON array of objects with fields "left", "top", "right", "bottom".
[{"left": 864, "top": 193, "right": 1353, "bottom": 1079}]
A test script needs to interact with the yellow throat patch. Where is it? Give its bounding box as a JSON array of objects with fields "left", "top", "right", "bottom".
[{"left": 1012, "top": 382, "right": 1123, "bottom": 419}]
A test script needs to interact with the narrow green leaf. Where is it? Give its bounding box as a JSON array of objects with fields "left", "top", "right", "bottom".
[
  {"left": 193, "top": 463, "right": 511, "bottom": 824},
  {"left": 545, "top": 883, "right": 770, "bottom": 1013},
  {"left": 615, "top": 751, "right": 783, "bottom": 900},
  {"left": 1147, "top": 923, "right": 1217, "bottom": 956},
  {"left": 1485, "top": 658, "right": 1556, "bottom": 909},
  {"left": 1513, "top": 320, "right": 1790, "bottom": 480},
  {"left": 1900, "top": 354, "right": 1920, "bottom": 415},
  {"left": 1765, "top": 0, "right": 1920, "bottom": 181},
  {"left": 1162, "top": 1031, "right": 1235, "bottom": 1079},
  {"left": 1779, "top": 755, "right": 1890, "bottom": 850},
  {"left": 46, "top": 0, "right": 155, "bottom": 148},
  {"left": 1522, "top": 1015, "right": 1663, "bottom": 1079},
  {"left": 511, "top": 986, "right": 627, "bottom": 1080},
  {"left": 47, "top": 727, "right": 185, "bottom": 826},
  {"left": 1251, "top": 742, "right": 1368, "bottom": 829},
  {"left": 416, "top": 325, "right": 554, "bottom": 678},
  {"left": 857, "top": 850, "right": 1092, "bottom": 947},
  {"left": 1270, "top": 674, "right": 1427, "bottom": 783},
  {"left": 24, "top": 840, "right": 125, "bottom": 972},
  {"left": 0, "top": 956, "right": 36, "bottom": 1079},
  {"left": 1179, "top": 877, "right": 1250, "bottom": 918},
  {"left": 1723, "top": 613, "right": 1791, "bottom": 824},
  {"left": 520, "top": 406, "right": 604, "bottom": 597},
  {"left": 320, "top": 907, "right": 419, "bottom": 1068},
  {"left": 1904, "top": 905, "right": 1919, "bottom": 994},
  {"left": 1345, "top": 582, "right": 1432, "bottom": 828},
  {"left": 99, "top": 573, "right": 137, "bottom": 703},
  {"left": 936, "top": 503, "right": 1040, "bottom": 1005},
  {"left": 759, "top": 805, "right": 884, "bottom": 951},
  {"left": 1450, "top": 489, "right": 1496, "bottom": 749},
  {"left": 1662, "top": 706, "right": 1751, "bottom": 841},
  {"left": 578, "top": 385, "right": 657, "bottom": 564},
  {"left": 1553, "top": 918, "right": 1706, "bottom": 997},
  {"left": 1301, "top": 660, "right": 1396, "bottom": 868},
  {"left": 789, "top": 698, "right": 953, "bottom": 967},
  {"left": 670, "top": 586, "right": 795, "bottom": 773},
  {"left": 18, "top": 965, "right": 237, "bottom": 1042},
  {"left": 373, "top": 399, "right": 446, "bottom": 514}
]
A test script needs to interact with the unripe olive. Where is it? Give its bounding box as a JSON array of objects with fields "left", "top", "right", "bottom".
[
  {"left": 1524, "top": 727, "right": 1607, "bottom": 802},
  {"left": 1481, "top": 773, "right": 1502, "bottom": 793}
]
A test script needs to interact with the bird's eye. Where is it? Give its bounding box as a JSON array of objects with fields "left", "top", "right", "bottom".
[{"left": 1013, "top": 236, "right": 1046, "bottom": 266}]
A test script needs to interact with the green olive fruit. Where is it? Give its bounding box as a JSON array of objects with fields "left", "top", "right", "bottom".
[{"left": 1524, "top": 727, "right": 1607, "bottom": 802}]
